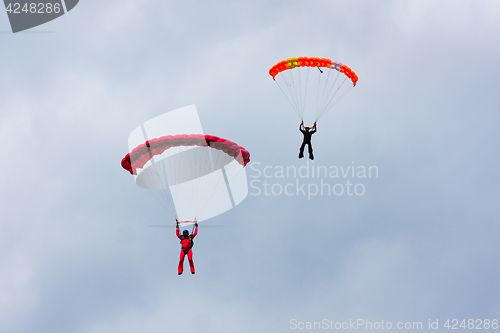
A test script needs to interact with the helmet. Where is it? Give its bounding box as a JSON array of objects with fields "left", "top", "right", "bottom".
[{"left": 182, "top": 230, "right": 189, "bottom": 236}]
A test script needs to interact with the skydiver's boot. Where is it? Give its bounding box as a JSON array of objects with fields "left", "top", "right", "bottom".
[
  {"left": 189, "top": 260, "right": 195, "bottom": 274},
  {"left": 299, "top": 143, "right": 306, "bottom": 159},
  {"left": 308, "top": 146, "right": 314, "bottom": 160}
]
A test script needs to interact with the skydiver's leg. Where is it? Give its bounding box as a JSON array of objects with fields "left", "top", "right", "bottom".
[
  {"left": 308, "top": 143, "right": 314, "bottom": 160},
  {"left": 299, "top": 141, "right": 306, "bottom": 159},
  {"left": 187, "top": 249, "right": 195, "bottom": 274},
  {"left": 178, "top": 250, "right": 186, "bottom": 275}
]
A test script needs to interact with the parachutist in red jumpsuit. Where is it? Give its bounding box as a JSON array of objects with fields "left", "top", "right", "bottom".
[
  {"left": 176, "top": 221, "right": 198, "bottom": 275},
  {"left": 299, "top": 121, "right": 317, "bottom": 160}
]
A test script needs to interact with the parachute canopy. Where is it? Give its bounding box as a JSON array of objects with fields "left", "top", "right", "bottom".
[
  {"left": 269, "top": 56, "right": 358, "bottom": 122},
  {"left": 121, "top": 134, "right": 250, "bottom": 175},
  {"left": 122, "top": 105, "right": 250, "bottom": 222}
]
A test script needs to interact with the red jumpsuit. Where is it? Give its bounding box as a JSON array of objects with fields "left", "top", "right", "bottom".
[{"left": 176, "top": 227, "right": 198, "bottom": 274}]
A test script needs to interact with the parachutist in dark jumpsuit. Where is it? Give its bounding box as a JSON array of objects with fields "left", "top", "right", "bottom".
[
  {"left": 176, "top": 221, "right": 198, "bottom": 275},
  {"left": 299, "top": 121, "right": 317, "bottom": 160}
]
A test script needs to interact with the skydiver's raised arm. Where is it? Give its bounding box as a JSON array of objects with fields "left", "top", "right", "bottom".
[
  {"left": 192, "top": 224, "right": 198, "bottom": 238},
  {"left": 311, "top": 122, "right": 317, "bottom": 133}
]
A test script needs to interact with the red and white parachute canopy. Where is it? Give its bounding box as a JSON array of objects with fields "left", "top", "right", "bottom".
[
  {"left": 121, "top": 105, "right": 250, "bottom": 222},
  {"left": 121, "top": 134, "right": 250, "bottom": 175},
  {"left": 269, "top": 56, "right": 358, "bottom": 122}
]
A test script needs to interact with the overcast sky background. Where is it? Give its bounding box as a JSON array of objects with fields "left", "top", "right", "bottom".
[{"left": 1, "top": 1, "right": 500, "bottom": 332}]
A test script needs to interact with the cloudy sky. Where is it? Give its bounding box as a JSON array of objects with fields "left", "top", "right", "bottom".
[{"left": 1, "top": 1, "right": 500, "bottom": 332}]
